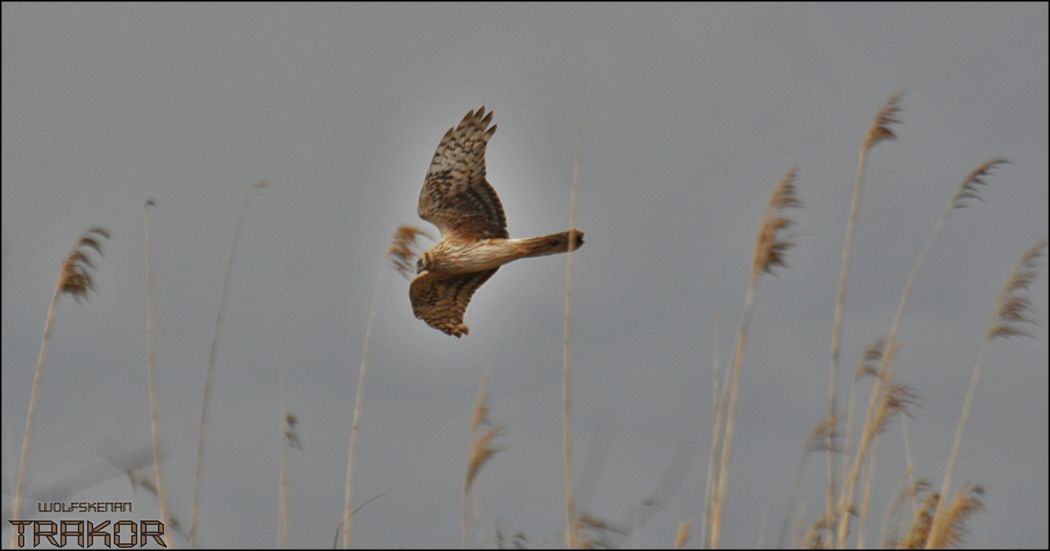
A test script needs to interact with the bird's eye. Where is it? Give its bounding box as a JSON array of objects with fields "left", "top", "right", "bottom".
[{"left": 416, "top": 258, "right": 425, "bottom": 273}]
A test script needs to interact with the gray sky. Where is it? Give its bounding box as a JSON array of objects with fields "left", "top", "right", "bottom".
[{"left": 2, "top": 3, "right": 1047, "bottom": 549}]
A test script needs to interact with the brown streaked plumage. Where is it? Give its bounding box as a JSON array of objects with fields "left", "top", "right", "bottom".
[{"left": 411, "top": 106, "right": 584, "bottom": 337}]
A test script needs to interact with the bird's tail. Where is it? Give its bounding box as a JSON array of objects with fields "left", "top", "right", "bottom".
[{"left": 516, "top": 229, "right": 585, "bottom": 258}]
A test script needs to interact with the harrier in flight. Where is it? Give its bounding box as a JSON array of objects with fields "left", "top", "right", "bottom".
[{"left": 410, "top": 106, "right": 584, "bottom": 337}]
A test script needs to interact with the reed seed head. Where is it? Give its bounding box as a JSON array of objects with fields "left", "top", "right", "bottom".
[
  {"left": 880, "top": 479, "right": 932, "bottom": 548},
  {"left": 854, "top": 337, "right": 887, "bottom": 381},
  {"left": 389, "top": 225, "right": 433, "bottom": 279},
  {"left": 934, "top": 484, "right": 984, "bottom": 549},
  {"left": 466, "top": 425, "right": 504, "bottom": 494},
  {"left": 874, "top": 381, "right": 920, "bottom": 436},
  {"left": 951, "top": 159, "right": 1009, "bottom": 211},
  {"left": 466, "top": 373, "right": 504, "bottom": 494},
  {"left": 573, "top": 513, "right": 627, "bottom": 549},
  {"left": 471, "top": 386, "right": 491, "bottom": 433},
  {"left": 900, "top": 491, "right": 939, "bottom": 549},
  {"left": 753, "top": 167, "right": 803, "bottom": 277},
  {"left": 60, "top": 227, "right": 110, "bottom": 302},
  {"left": 284, "top": 412, "right": 302, "bottom": 450},
  {"left": 862, "top": 91, "right": 904, "bottom": 152},
  {"left": 806, "top": 414, "right": 841, "bottom": 454},
  {"left": 987, "top": 240, "right": 1046, "bottom": 340}
]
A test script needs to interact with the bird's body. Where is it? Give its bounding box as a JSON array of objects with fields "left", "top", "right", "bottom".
[
  {"left": 409, "top": 106, "right": 584, "bottom": 337},
  {"left": 419, "top": 234, "right": 583, "bottom": 275}
]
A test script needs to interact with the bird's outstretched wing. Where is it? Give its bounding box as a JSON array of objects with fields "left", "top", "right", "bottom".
[
  {"left": 418, "top": 106, "right": 508, "bottom": 241},
  {"left": 409, "top": 268, "right": 499, "bottom": 337}
]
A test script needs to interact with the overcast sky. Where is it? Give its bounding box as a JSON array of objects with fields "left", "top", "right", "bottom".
[{"left": 2, "top": 3, "right": 1047, "bottom": 549}]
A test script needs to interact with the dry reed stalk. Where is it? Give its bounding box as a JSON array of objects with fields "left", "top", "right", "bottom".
[
  {"left": 839, "top": 369, "right": 859, "bottom": 495},
  {"left": 342, "top": 225, "right": 429, "bottom": 549},
  {"left": 840, "top": 338, "right": 885, "bottom": 492},
  {"left": 840, "top": 160, "right": 1009, "bottom": 546},
  {"left": 827, "top": 91, "right": 903, "bottom": 531},
  {"left": 710, "top": 168, "right": 801, "bottom": 548},
  {"left": 900, "top": 418, "right": 917, "bottom": 515},
  {"left": 838, "top": 351, "right": 919, "bottom": 548},
  {"left": 190, "top": 181, "right": 266, "bottom": 547},
  {"left": 474, "top": 491, "right": 484, "bottom": 548},
  {"left": 792, "top": 502, "right": 808, "bottom": 549},
  {"left": 802, "top": 512, "right": 835, "bottom": 549},
  {"left": 856, "top": 429, "right": 880, "bottom": 548},
  {"left": 342, "top": 261, "right": 385, "bottom": 550},
  {"left": 924, "top": 241, "right": 1045, "bottom": 549},
  {"left": 700, "top": 314, "right": 724, "bottom": 549},
  {"left": 778, "top": 415, "right": 838, "bottom": 549},
  {"left": 9, "top": 226, "right": 109, "bottom": 549},
  {"left": 865, "top": 158, "right": 1006, "bottom": 509},
  {"left": 861, "top": 375, "right": 919, "bottom": 547},
  {"left": 562, "top": 121, "right": 583, "bottom": 548},
  {"left": 674, "top": 520, "right": 692, "bottom": 549},
  {"left": 464, "top": 372, "right": 505, "bottom": 548},
  {"left": 277, "top": 366, "right": 293, "bottom": 548},
  {"left": 144, "top": 200, "right": 174, "bottom": 549},
  {"left": 755, "top": 509, "right": 769, "bottom": 549}
]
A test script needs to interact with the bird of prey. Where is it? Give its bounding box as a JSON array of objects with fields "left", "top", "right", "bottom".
[{"left": 410, "top": 106, "right": 584, "bottom": 337}]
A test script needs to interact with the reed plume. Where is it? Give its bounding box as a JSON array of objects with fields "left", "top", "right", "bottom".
[
  {"left": 984, "top": 240, "right": 1045, "bottom": 340},
  {"left": 751, "top": 168, "right": 803, "bottom": 277},
  {"left": 839, "top": 351, "right": 920, "bottom": 546},
  {"left": 389, "top": 225, "right": 433, "bottom": 279},
  {"left": 896, "top": 482, "right": 985, "bottom": 550},
  {"left": 9, "top": 226, "right": 109, "bottom": 549},
  {"left": 879, "top": 479, "right": 930, "bottom": 548},
  {"left": 856, "top": 377, "right": 920, "bottom": 547},
  {"left": 710, "top": 168, "right": 801, "bottom": 548},
  {"left": 862, "top": 92, "right": 904, "bottom": 151},
  {"left": 827, "top": 92, "right": 903, "bottom": 532},
  {"left": 925, "top": 241, "right": 1045, "bottom": 549},
  {"left": 573, "top": 513, "right": 627, "bottom": 549},
  {"left": 927, "top": 485, "right": 984, "bottom": 549},
  {"left": 900, "top": 489, "right": 939, "bottom": 549},
  {"left": 837, "top": 153, "right": 1009, "bottom": 548},
  {"left": 464, "top": 372, "right": 505, "bottom": 548}
]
